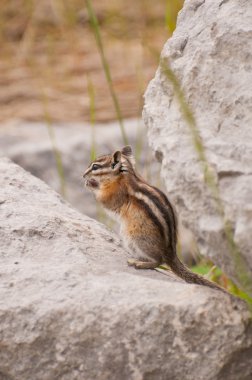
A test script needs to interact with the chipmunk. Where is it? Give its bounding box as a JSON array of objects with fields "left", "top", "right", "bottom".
[{"left": 83, "top": 146, "right": 226, "bottom": 293}]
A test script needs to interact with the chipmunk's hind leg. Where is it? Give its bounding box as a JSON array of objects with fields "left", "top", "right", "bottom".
[
  {"left": 127, "top": 235, "right": 163, "bottom": 269},
  {"left": 127, "top": 258, "right": 161, "bottom": 269}
]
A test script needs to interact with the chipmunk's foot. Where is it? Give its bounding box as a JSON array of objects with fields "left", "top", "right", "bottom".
[
  {"left": 127, "top": 258, "right": 138, "bottom": 266},
  {"left": 127, "top": 258, "right": 159, "bottom": 269}
]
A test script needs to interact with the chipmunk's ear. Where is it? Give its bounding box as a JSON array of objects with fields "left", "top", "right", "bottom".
[
  {"left": 121, "top": 145, "right": 132, "bottom": 157},
  {"left": 112, "top": 150, "right": 122, "bottom": 168},
  {"left": 121, "top": 145, "right": 135, "bottom": 167}
]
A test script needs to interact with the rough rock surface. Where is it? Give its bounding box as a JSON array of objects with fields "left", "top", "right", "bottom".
[
  {"left": 143, "top": 0, "right": 252, "bottom": 292},
  {"left": 0, "top": 157, "right": 252, "bottom": 380}
]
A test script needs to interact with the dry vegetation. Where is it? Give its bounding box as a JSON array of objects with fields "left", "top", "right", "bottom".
[{"left": 0, "top": 0, "right": 183, "bottom": 123}]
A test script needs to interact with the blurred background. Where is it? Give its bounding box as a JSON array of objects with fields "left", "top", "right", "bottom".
[{"left": 0, "top": 0, "right": 183, "bottom": 123}]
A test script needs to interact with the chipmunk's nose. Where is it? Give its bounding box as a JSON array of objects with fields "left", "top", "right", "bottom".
[{"left": 83, "top": 168, "right": 91, "bottom": 178}]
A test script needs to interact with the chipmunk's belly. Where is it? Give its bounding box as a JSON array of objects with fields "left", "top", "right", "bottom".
[
  {"left": 105, "top": 209, "right": 153, "bottom": 260},
  {"left": 103, "top": 212, "right": 141, "bottom": 257},
  {"left": 104, "top": 210, "right": 142, "bottom": 256}
]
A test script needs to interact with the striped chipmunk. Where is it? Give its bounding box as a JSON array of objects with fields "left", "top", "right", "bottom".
[{"left": 83, "top": 146, "right": 227, "bottom": 293}]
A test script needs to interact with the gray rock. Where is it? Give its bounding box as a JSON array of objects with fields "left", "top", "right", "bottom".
[
  {"left": 0, "top": 158, "right": 252, "bottom": 380},
  {"left": 143, "top": 0, "right": 252, "bottom": 293}
]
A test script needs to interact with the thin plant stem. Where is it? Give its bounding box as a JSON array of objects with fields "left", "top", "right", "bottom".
[
  {"left": 87, "top": 75, "right": 96, "bottom": 161},
  {"left": 85, "top": 0, "right": 128, "bottom": 145},
  {"left": 42, "top": 91, "right": 67, "bottom": 198}
]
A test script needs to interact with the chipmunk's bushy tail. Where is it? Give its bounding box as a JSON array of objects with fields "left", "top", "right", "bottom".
[{"left": 169, "top": 255, "right": 228, "bottom": 294}]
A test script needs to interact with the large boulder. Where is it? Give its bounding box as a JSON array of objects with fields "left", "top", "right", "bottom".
[
  {"left": 143, "top": 0, "right": 252, "bottom": 293},
  {"left": 0, "top": 157, "right": 252, "bottom": 379}
]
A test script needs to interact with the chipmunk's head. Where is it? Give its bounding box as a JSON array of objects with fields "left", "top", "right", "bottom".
[{"left": 83, "top": 145, "right": 135, "bottom": 192}]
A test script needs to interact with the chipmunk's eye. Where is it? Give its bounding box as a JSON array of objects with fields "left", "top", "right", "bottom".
[{"left": 92, "top": 164, "right": 101, "bottom": 171}]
